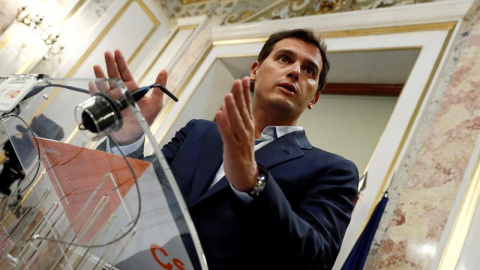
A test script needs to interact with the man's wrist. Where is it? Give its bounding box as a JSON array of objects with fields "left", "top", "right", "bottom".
[{"left": 249, "top": 165, "right": 268, "bottom": 197}]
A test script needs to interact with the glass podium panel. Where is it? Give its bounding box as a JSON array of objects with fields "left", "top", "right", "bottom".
[{"left": 0, "top": 75, "right": 207, "bottom": 269}]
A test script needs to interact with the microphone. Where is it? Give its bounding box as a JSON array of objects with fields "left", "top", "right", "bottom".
[{"left": 77, "top": 84, "right": 177, "bottom": 134}]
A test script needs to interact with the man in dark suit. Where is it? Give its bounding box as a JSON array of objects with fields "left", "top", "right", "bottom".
[{"left": 95, "top": 29, "right": 359, "bottom": 270}]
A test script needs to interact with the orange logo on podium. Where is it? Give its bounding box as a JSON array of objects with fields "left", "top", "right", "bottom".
[
  {"left": 150, "top": 244, "right": 186, "bottom": 270},
  {"left": 7, "top": 89, "right": 20, "bottom": 99}
]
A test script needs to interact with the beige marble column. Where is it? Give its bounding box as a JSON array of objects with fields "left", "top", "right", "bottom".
[{"left": 364, "top": 5, "right": 480, "bottom": 270}]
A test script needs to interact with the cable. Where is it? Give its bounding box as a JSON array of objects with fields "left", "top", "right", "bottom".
[{"left": 23, "top": 83, "right": 89, "bottom": 100}]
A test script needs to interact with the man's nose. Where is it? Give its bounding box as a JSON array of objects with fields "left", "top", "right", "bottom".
[{"left": 287, "top": 64, "right": 300, "bottom": 81}]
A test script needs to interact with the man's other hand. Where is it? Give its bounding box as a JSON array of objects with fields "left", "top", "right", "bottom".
[
  {"left": 216, "top": 77, "right": 259, "bottom": 192},
  {"left": 92, "top": 50, "right": 167, "bottom": 144}
]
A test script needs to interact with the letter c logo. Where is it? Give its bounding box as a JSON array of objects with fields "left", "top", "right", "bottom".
[{"left": 150, "top": 244, "right": 173, "bottom": 270}]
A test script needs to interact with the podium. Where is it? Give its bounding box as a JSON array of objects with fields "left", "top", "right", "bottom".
[{"left": 0, "top": 75, "right": 207, "bottom": 269}]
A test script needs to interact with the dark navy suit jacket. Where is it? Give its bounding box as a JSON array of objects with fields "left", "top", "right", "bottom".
[{"left": 160, "top": 119, "right": 359, "bottom": 270}]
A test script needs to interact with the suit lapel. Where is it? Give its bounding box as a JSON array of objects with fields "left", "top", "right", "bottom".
[
  {"left": 255, "top": 130, "right": 311, "bottom": 168},
  {"left": 188, "top": 126, "right": 224, "bottom": 207},
  {"left": 190, "top": 130, "right": 312, "bottom": 207}
]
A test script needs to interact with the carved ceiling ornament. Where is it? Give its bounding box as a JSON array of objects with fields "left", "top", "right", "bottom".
[
  {"left": 223, "top": 0, "right": 437, "bottom": 24},
  {"left": 225, "top": 0, "right": 353, "bottom": 24},
  {"left": 180, "top": 0, "right": 229, "bottom": 4},
  {"left": 157, "top": 0, "right": 236, "bottom": 18},
  {"left": 157, "top": 0, "right": 436, "bottom": 22}
]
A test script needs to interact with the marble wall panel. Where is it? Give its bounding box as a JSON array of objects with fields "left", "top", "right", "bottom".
[{"left": 364, "top": 5, "right": 480, "bottom": 270}]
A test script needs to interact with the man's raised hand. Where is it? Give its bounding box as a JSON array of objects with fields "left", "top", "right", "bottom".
[
  {"left": 92, "top": 50, "right": 167, "bottom": 143},
  {"left": 216, "top": 77, "right": 259, "bottom": 192}
]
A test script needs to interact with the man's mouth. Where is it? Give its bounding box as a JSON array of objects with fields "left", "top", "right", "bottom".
[{"left": 278, "top": 83, "right": 297, "bottom": 94}]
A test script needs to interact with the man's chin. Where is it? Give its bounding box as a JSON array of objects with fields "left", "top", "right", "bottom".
[{"left": 264, "top": 99, "right": 299, "bottom": 116}]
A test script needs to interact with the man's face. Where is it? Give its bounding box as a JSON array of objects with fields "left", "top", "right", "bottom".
[{"left": 251, "top": 37, "right": 322, "bottom": 119}]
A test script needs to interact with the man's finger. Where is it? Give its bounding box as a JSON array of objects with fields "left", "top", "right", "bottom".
[
  {"left": 150, "top": 70, "right": 168, "bottom": 102},
  {"left": 93, "top": 65, "right": 109, "bottom": 92},
  {"left": 93, "top": 64, "right": 106, "bottom": 78},
  {"left": 232, "top": 81, "right": 251, "bottom": 134},
  {"left": 241, "top": 76, "right": 254, "bottom": 132},
  {"left": 88, "top": 81, "right": 99, "bottom": 95},
  {"left": 155, "top": 69, "right": 168, "bottom": 86},
  {"left": 225, "top": 91, "right": 248, "bottom": 142},
  {"left": 233, "top": 77, "right": 253, "bottom": 132},
  {"left": 242, "top": 76, "right": 253, "bottom": 119},
  {"left": 105, "top": 51, "right": 121, "bottom": 79},
  {"left": 114, "top": 50, "right": 134, "bottom": 82},
  {"left": 215, "top": 107, "right": 235, "bottom": 146}
]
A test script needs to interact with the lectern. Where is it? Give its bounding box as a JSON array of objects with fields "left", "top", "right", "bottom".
[{"left": 0, "top": 75, "right": 207, "bottom": 269}]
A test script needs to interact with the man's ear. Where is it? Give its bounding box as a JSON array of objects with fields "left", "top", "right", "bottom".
[
  {"left": 307, "top": 92, "right": 320, "bottom": 109},
  {"left": 250, "top": 61, "right": 259, "bottom": 81}
]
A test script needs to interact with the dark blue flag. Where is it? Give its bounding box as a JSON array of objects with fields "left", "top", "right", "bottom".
[{"left": 341, "top": 192, "right": 389, "bottom": 270}]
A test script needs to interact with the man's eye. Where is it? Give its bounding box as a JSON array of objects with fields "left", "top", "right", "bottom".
[
  {"left": 280, "top": 56, "right": 289, "bottom": 62},
  {"left": 306, "top": 67, "right": 314, "bottom": 75}
]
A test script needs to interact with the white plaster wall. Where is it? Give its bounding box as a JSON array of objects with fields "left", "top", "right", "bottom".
[
  {"left": 298, "top": 95, "right": 398, "bottom": 175},
  {"left": 160, "top": 59, "right": 235, "bottom": 146}
]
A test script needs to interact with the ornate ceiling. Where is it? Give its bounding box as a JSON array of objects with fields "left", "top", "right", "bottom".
[{"left": 157, "top": 0, "right": 437, "bottom": 24}]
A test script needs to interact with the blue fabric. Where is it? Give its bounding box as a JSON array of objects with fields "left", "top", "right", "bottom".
[{"left": 341, "top": 193, "right": 389, "bottom": 270}]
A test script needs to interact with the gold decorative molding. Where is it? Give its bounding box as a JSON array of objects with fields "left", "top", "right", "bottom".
[
  {"left": 213, "top": 37, "right": 267, "bottom": 46},
  {"left": 128, "top": 27, "right": 158, "bottom": 65},
  {"left": 62, "top": 0, "right": 89, "bottom": 24},
  {"left": 322, "top": 22, "right": 457, "bottom": 38},
  {"left": 0, "top": 32, "right": 13, "bottom": 52},
  {"left": 65, "top": 2, "right": 132, "bottom": 78},
  {"left": 15, "top": 57, "right": 37, "bottom": 74},
  {"left": 127, "top": 0, "right": 162, "bottom": 64},
  {"left": 65, "top": 0, "right": 160, "bottom": 77},
  {"left": 134, "top": 0, "right": 161, "bottom": 26},
  {"left": 438, "top": 156, "right": 480, "bottom": 270}
]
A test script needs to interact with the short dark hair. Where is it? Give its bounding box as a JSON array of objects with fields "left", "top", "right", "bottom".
[{"left": 257, "top": 29, "right": 330, "bottom": 93}]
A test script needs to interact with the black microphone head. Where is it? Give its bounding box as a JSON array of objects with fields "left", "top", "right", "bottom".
[{"left": 77, "top": 93, "right": 122, "bottom": 134}]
